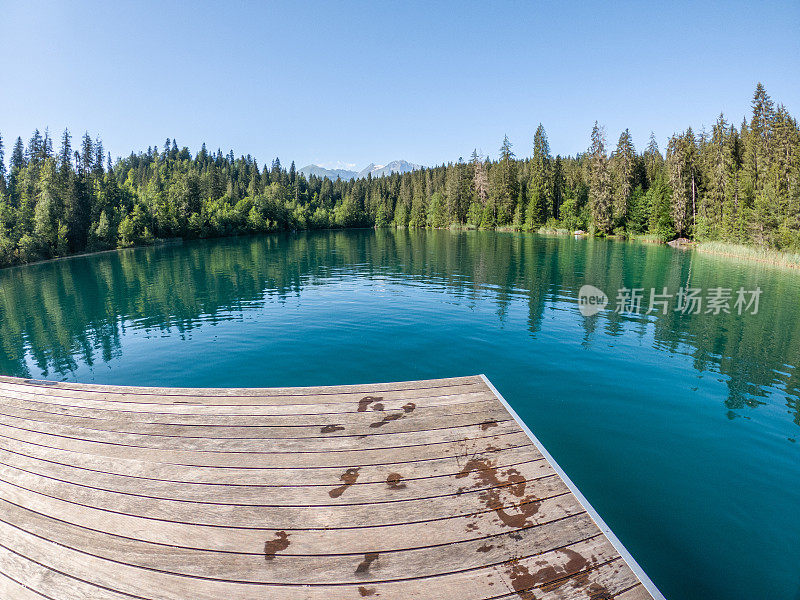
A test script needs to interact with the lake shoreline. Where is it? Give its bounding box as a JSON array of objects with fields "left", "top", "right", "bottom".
[
  {"left": 3, "top": 226, "right": 800, "bottom": 272},
  {"left": 0, "top": 238, "right": 184, "bottom": 272}
]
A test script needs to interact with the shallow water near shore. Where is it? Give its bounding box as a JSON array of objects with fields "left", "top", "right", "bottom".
[{"left": 1, "top": 228, "right": 798, "bottom": 599}]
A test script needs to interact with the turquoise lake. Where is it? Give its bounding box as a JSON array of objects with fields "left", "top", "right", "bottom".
[{"left": 0, "top": 228, "right": 798, "bottom": 599}]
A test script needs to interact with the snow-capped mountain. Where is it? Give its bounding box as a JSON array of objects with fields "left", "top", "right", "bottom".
[
  {"left": 299, "top": 160, "right": 421, "bottom": 181},
  {"left": 357, "top": 160, "right": 421, "bottom": 178},
  {"left": 298, "top": 165, "right": 359, "bottom": 180}
]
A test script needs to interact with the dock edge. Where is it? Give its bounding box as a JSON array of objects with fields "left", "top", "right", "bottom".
[{"left": 479, "top": 374, "right": 667, "bottom": 600}]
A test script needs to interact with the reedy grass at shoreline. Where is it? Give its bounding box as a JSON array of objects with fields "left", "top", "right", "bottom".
[
  {"left": 695, "top": 241, "right": 800, "bottom": 269},
  {"left": 534, "top": 228, "right": 800, "bottom": 268}
]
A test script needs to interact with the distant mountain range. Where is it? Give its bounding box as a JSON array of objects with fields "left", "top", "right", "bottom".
[
  {"left": 299, "top": 160, "right": 422, "bottom": 180},
  {"left": 297, "top": 165, "right": 360, "bottom": 180}
]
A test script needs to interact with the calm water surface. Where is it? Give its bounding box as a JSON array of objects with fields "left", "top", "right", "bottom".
[{"left": 1, "top": 229, "right": 799, "bottom": 599}]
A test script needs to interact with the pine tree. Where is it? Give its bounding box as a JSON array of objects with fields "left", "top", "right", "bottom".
[
  {"left": 271, "top": 157, "right": 283, "bottom": 183},
  {"left": 493, "top": 135, "right": 518, "bottom": 225},
  {"left": 699, "top": 114, "right": 734, "bottom": 239},
  {"left": 94, "top": 138, "right": 105, "bottom": 176},
  {"left": 26, "top": 130, "right": 43, "bottom": 165},
  {"left": 526, "top": 124, "right": 551, "bottom": 227},
  {"left": 409, "top": 172, "right": 428, "bottom": 228},
  {"left": 444, "top": 161, "right": 468, "bottom": 224},
  {"left": 643, "top": 132, "right": 663, "bottom": 187},
  {"left": 42, "top": 129, "right": 54, "bottom": 159},
  {"left": 723, "top": 124, "right": 745, "bottom": 242},
  {"left": 750, "top": 82, "right": 775, "bottom": 183},
  {"left": 198, "top": 143, "right": 208, "bottom": 168},
  {"left": 80, "top": 132, "right": 94, "bottom": 176},
  {"left": 646, "top": 175, "right": 676, "bottom": 241},
  {"left": 59, "top": 129, "right": 73, "bottom": 176},
  {"left": 552, "top": 156, "right": 564, "bottom": 219},
  {"left": 768, "top": 104, "right": 800, "bottom": 246},
  {"left": 588, "top": 122, "right": 612, "bottom": 233},
  {"left": 471, "top": 149, "right": 489, "bottom": 207},
  {"left": 374, "top": 197, "right": 390, "bottom": 227},
  {"left": 394, "top": 176, "right": 411, "bottom": 227},
  {"left": 610, "top": 129, "right": 635, "bottom": 226},
  {"left": 33, "top": 158, "right": 64, "bottom": 257},
  {"left": 10, "top": 137, "right": 24, "bottom": 172},
  {"left": 666, "top": 129, "right": 699, "bottom": 237},
  {"left": 743, "top": 83, "right": 776, "bottom": 230},
  {"left": 64, "top": 168, "right": 92, "bottom": 251},
  {"left": 6, "top": 137, "right": 25, "bottom": 206}
]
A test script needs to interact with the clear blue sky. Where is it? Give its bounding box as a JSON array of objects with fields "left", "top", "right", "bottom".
[{"left": 1, "top": 1, "right": 798, "bottom": 170}]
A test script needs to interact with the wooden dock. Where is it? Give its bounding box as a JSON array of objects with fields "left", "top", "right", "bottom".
[{"left": 0, "top": 374, "right": 664, "bottom": 599}]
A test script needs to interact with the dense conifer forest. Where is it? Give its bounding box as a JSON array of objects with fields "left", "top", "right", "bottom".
[{"left": 0, "top": 84, "right": 797, "bottom": 267}]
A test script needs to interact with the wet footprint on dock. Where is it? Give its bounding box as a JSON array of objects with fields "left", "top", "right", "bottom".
[
  {"left": 263, "top": 531, "right": 290, "bottom": 561},
  {"left": 369, "top": 402, "right": 416, "bottom": 428},
  {"left": 329, "top": 467, "right": 360, "bottom": 498},
  {"left": 355, "top": 552, "right": 380, "bottom": 575},
  {"left": 358, "top": 396, "right": 383, "bottom": 412},
  {"left": 320, "top": 424, "right": 345, "bottom": 433},
  {"left": 386, "top": 472, "right": 407, "bottom": 490}
]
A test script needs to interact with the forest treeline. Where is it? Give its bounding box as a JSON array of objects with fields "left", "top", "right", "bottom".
[{"left": 0, "top": 83, "right": 797, "bottom": 267}]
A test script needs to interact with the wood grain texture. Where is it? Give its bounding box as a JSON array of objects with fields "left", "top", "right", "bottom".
[{"left": 0, "top": 375, "right": 656, "bottom": 600}]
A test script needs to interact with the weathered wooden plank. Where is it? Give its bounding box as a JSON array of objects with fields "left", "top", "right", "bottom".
[
  {"left": 0, "top": 447, "right": 553, "bottom": 505},
  {"left": 0, "top": 434, "right": 540, "bottom": 485},
  {"left": 0, "top": 386, "right": 493, "bottom": 413},
  {"left": 0, "top": 462, "right": 571, "bottom": 528},
  {"left": 0, "top": 544, "right": 145, "bottom": 600},
  {"left": 0, "top": 486, "right": 585, "bottom": 555},
  {"left": 0, "top": 424, "right": 533, "bottom": 467},
  {"left": 0, "top": 394, "right": 496, "bottom": 423},
  {"left": 0, "top": 570, "right": 49, "bottom": 600},
  {"left": 0, "top": 417, "right": 524, "bottom": 465},
  {"left": 0, "top": 401, "right": 511, "bottom": 438},
  {"left": 0, "top": 375, "right": 483, "bottom": 400}
]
